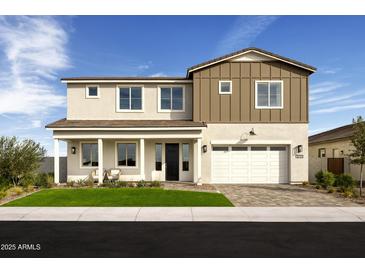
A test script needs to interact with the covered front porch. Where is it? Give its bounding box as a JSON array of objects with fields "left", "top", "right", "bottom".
[{"left": 51, "top": 126, "right": 204, "bottom": 185}]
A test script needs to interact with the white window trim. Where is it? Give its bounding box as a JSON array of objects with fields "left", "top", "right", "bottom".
[
  {"left": 116, "top": 85, "right": 144, "bottom": 113},
  {"left": 79, "top": 141, "right": 98, "bottom": 169},
  {"left": 255, "top": 80, "right": 284, "bottom": 109},
  {"left": 114, "top": 141, "right": 139, "bottom": 169},
  {"left": 218, "top": 80, "right": 232, "bottom": 95},
  {"left": 85, "top": 85, "right": 100, "bottom": 98},
  {"left": 157, "top": 85, "right": 185, "bottom": 113}
]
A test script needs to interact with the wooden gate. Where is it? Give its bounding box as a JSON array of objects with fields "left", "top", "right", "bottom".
[{"left": 327, "top": 158, "right": 344, "bottom": 175}]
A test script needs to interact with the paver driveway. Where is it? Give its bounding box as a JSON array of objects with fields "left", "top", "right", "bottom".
[{"left": 215, "top": 184, "right": 361, "bottom": 207}]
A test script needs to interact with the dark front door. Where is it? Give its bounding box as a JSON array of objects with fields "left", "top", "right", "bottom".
[
  {"left": 165, "top": 144, "right": 179, "bottom": 181},
  {"left": 327, "top": 158, "right": 344, "bottom": 175}
]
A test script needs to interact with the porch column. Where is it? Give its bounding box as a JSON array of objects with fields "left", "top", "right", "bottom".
[
  {"left": 98, "top": 138, "right": 103, "bottom": 184},
  {"left": 194, "top": 138, "right": 202, "bottom": 184},
  {"left": 140, "top": 138, "right": 145, "bottom": 180},
  {"left": 54, "top": 138, "right": 60, "bottom": 184}
]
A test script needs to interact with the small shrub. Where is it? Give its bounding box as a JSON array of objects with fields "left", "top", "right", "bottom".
[
  {"left": 315, "top": 185, "right": 321, "bottom": 189},
  {"left": 343, "top": 189, "right": 355, "bottom": 198},
  {"left": 116, "top": 181, "right": 127, "bottom": 188},
  {"left": 85, "top": 178, "right": 94, "bottom": 188},
  {"left": 150, "top": 181, "right": 161, "bottom": 188},
  {"left": 6, "top": 186, "right": 24, "bottom": 196},
  {"left": 327, "top": 187, "right": 335, "bottom": 193},
  {"left": 315, "top": 170, "right": 325, "bottom": 186},
  {"left": 335, "top": 174, "right": 355, "bottom": 192},
  {"left": 0, "top": 190, "right": 6, "bottom": 200},
  {"left": 66, "top": 181, "right": 75, "bottom": 187},
  {"left": 315, "top": 170, "right": 335, "bottom": 189},
  {"left": 24, "top": 184, "right": 34, "bottom": 192},
  {"left": 137, "top": 180, "right": 145, "bottom": 188}
]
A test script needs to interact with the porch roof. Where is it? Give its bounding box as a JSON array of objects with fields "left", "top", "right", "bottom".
[{"left": 46, "top": 118, "right": 206, "bottom": 129}]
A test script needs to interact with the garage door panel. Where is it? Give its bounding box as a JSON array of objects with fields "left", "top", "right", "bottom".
[{"left": 212, "top": 145, "right": 288, "bottom": 184}]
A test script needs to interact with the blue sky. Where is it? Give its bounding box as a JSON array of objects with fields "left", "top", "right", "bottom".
[{"left": 0, "top": 16, "right": 365, "bottom": 155}]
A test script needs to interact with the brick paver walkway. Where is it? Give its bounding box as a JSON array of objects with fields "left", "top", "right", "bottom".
[{"left": 214, "top": 184, "right": 362, "bottom": 207}]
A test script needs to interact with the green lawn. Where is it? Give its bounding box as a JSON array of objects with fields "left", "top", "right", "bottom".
[{"left": 3, "top": 188, "right": 233, "bottom": 207}]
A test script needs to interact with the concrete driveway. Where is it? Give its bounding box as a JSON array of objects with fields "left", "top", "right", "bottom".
[{"left": 215, "top": 184, "right": 362, "bottom": 207}]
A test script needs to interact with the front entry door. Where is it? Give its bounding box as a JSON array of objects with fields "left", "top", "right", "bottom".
[{"left": 165, "top": 144, "right": 179, "bottom": 181}]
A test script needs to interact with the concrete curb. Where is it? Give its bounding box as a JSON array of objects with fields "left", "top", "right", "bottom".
[{"left": 0, "top": 207, "right": 365, "bottom": 222}]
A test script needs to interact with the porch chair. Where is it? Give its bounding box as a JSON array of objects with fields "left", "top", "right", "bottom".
[{"left": 106, "top": 169, "right": 121, "bottom": 182}]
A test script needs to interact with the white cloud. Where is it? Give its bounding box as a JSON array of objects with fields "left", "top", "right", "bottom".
[
  {"left": 149, "top": 72, "right": 167, "bottom": 77},
  {"left": 310, "top": 90, "right": 365, "bottom": 106},
  {"left": 311, "top": 102, "right": 365, "bottom": 114},
  {"left": 319, "top": 67, "right": 342, "bottom": 75},
  {"left": 31, "top": 120, "right": 42, "bottom": 128},
  {"left": 137, "top": 64, "right": 149, "bottom": 70},
  {"left": 310, "top": 81, "right": 347, "bottom": 95},
  {"left": 215, "top": 16, "right": 278, "bottom": 55},
  {"left": 0, "top": 16, "right": 69, "bottom": 115}
]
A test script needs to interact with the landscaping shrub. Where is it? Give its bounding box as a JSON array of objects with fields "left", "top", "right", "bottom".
[
  {"left": 335, "top": 174, "right": 356, "bottom": 192},
  {"left": 150, "top": 181, "right": 161, "bottom": 188},
  {"left": 302, "top": 181, "right": 309, "bottom": 186},
  {"left": 327, "top": 187, "right": 335, "bottom": 193},
  {"left": 315, "top": 170, "right": 335, "bottom": 189},
  {"left": 6, "top": 186, "right": 24, "bottom": 196},
  {"left": 66, "top": 180, "right": 75, "bottom": 187},
  {"left": 315, "top": 170, "right": 325, "bottom": 186},
  {"left": 24, "top": 184, "right": 34, "bottom": 192},
  {"left": 0, "top": 190, "right": 6, "bottom": 200},
  {"left": 343, "top": 189, "right": 357, "bottom": 198}
]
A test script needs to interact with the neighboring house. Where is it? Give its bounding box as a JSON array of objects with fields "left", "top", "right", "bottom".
[
  {"left": 309, "top": 123, "right": 365, "bottom": 182},
  {"left": 46, "top": 47, "right": 316, "bottom": 184}
]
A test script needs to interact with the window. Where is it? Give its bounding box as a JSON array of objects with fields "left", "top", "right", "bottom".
[
  {"left": 251, "top": 146, "right": 267, "bottom": 151},
  {"left": 232, "top": 147, "right": 248, "bottom": 151},
  {"left": 81, "top": 143, "right": 98, "bottom": 167},
  {"left": 182, "top": 143, "right": 189, "bottom": 171},
  {"left": 270, "top": 147, "right": 286, "bottom": 151},
  {"left": 117, "top": 86, "right": 143, "bottom": 111},
  {"left": 159, "top": 86, "right": 184, "bottom": 111},
  {"left": 219, "top": 80, "right": 232, "bottom": 94},
  {"left": 318, "top": 148, "right": 326, "bottom": 158},
  {"left": 255, "top": 81, "right": 283, "bottom": 108},
  {"left": 212, "top": 147, "right": 229, "bottom": 151},
  {"left": 86, "top": 86, "right": 99, "bottom": 98},
  {"left": 155, "top": 143, "right": 162, "bottom": 171},
  {"left": 117, "top": 143, "right": 137, "bottom": 167}
]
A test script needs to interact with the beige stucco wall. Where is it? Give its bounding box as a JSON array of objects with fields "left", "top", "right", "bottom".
[
  {"left": 66, "top": 139, "right": 194, "bottom": 182},
  {"left": 309, "top": 139, "right": 365, "bottom": 182},
  {"left": 67, "top": 83, "right": 193, "bottom": 120},
  {"left": 200, "top": 123, "right": 308, "bottom": 184}
]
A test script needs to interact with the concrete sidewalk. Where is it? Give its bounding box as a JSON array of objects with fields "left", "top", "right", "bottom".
[{"left": 0, "top": 207, "right": 365, "bottom": 222}]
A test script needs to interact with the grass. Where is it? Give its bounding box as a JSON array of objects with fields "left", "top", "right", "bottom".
[{"left": 2, "top": 188, "right": 233, "bottom": 207}]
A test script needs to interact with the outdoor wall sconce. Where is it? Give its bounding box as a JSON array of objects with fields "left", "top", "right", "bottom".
[
  {"left": 249, "top": 128, "right": 256, "bottom": 136},
  {"left": 297, "top": 145, "right": 303, "bottom": 153},
  {"left": 202, "top": 145, "right": 208, "bottom": 153},
  {"left": 71, "top": 146, "right": 76, "bottom": 154}
]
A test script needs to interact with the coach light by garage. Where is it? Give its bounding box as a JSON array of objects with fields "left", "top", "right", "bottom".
[
  {"left": 202, "top": 145, "right": 208, "bottom": 153},
  {"left": 71, "top": 146, "right": 76, "bottom": 154},
  {"left": 297, "top": 145, "right": 303, "bottom": 153}
]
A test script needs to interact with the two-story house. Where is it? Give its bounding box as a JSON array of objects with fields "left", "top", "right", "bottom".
[{"left": 46, "top": 47, "right": 316, "bottom": 184}]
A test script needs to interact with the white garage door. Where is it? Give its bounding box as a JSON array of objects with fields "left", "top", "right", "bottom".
[{"left": 212, "top": 146, "right": 288, "bottom": 184}]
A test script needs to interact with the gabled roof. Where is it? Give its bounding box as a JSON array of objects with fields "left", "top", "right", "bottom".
[
  {"left": 309, "top": 123, "right": 356, "bottom": 145},
  {"left": 186, "top": 47, "right": 316, "bottom": 77}
]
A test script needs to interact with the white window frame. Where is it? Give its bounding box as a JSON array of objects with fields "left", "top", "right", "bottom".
[
  {"left": 116, "top": 85, "right": 144, "bottom": 112},
  {"left": 114, "top": 141, "right": 139, "bottom": 169},
  {"left": 218, "top": 80, "right": 232, "bottom": 95},
  {"left": 255, "top": 80, "right": 284, "bottom": 109},
  {"left": 85, "top": 85, "right": 100, "bottom": 98},
  {"left": 79, "top": 141, "right": 98, "bottom": 169},
  {"left": 157, "top": 85, "right": 185, "bottom": 112}
]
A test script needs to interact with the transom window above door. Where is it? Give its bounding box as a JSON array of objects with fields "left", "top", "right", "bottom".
[
  {"left": 159, "top": 86, "right": 184, "bottom": 112},
  {"left": 117, "top": 86, "right": 143, "bottom": 112},
  {"left": 255, "top": 80, "right": 283, "bottom": 109}
]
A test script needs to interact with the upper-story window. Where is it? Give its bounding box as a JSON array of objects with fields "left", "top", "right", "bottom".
[
  {"left": 255, "top": 80, "right": 283, "bottom": 109},
  {"left": 86, "top": 85, "right": 100, "bottom": 98},
  {"left": 219, "top": 80, "right": 232, "bottom": 94},
  {"left": 116, "top": 86, "right": 143, "bottom": 112},
  {"left": 158, "top": 86, "right": 184, "bottom": 112}
]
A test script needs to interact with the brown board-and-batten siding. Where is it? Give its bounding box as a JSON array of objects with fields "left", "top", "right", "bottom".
[{"left": 192, "top": 61, "right": 309, "bottom": 123}]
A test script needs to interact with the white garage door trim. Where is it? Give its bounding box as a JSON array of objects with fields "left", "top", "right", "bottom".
[{"left": 211, "top": 145, "right": 289, "bottom": 184}]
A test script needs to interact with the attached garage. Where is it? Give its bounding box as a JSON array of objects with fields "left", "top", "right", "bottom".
[{"left": 211, "top": 146, "right": 289, "bottom": 184}]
